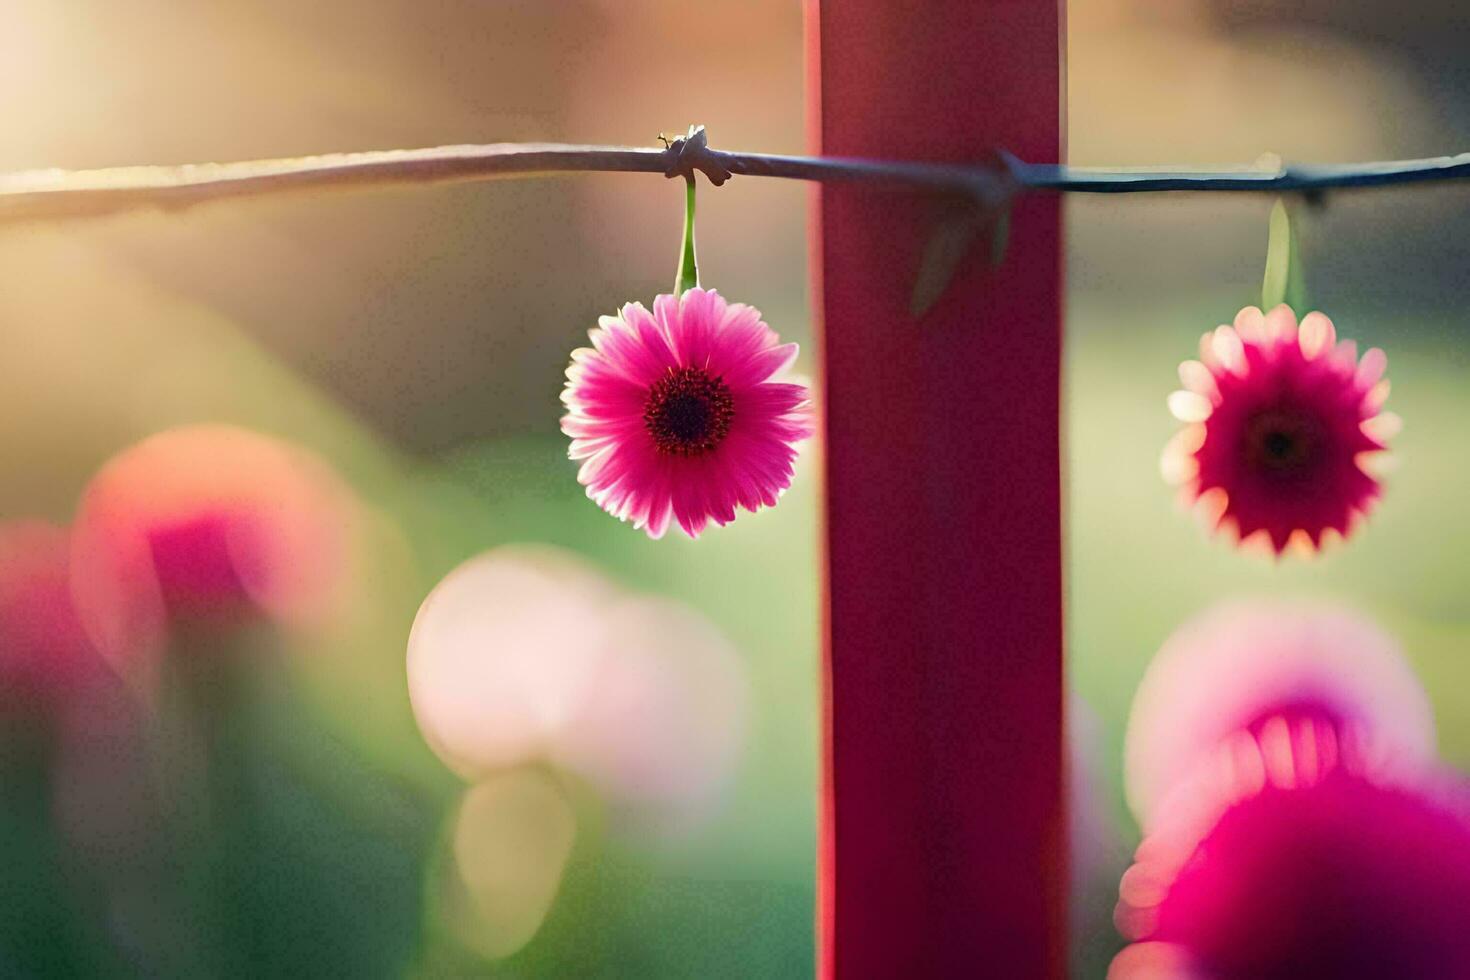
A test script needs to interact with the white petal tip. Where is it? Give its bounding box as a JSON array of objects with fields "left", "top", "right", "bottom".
[
  {"left": 1362, "top": 412, "right": 1402, "bottom": 442},
  {"left": 1298, "top": 312, "right": 1337, "bottom": 359}
]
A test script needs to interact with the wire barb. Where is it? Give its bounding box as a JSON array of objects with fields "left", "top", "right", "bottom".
[{"left": 661, "top": 125, "right": 734, "bottom": 186}]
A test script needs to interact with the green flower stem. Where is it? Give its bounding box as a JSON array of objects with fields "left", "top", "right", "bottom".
[
  {"left": 1261, "top": 197, "right": 1308, "bottom": 313},
  {"left": 674, "top": 174, "right": 699, "bottom": 295}
]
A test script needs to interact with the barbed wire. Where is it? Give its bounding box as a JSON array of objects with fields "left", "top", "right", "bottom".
[{"left": 2, "top": 125, "right": 1467, "bottom": 224}]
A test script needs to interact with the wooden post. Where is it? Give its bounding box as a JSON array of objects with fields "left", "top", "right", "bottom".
[{"left": 806, "top": 2, "right": 1066, "bottom": 976}]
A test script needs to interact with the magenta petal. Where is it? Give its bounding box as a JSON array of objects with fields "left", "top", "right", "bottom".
[{"left": 1116, "top": 770, "right": 1470, "bottom": 979}]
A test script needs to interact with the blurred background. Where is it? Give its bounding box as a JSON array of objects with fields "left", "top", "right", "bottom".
[{"left": 1, "top": 0, "right": 1467, "bottom": 976}]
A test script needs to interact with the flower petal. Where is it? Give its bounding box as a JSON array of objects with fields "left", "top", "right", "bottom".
[
  {"left": 1356, "top": 347, "right": 1388, "bottom": 389},
  {"left": 1210, "top": 326, "right": 1245, "bottom": 374},
  {"left": 1298, "top": 311, "right": 1336, "bottom": 359},
  {"left": 1361, "top": 412, "right": 1402, "bottom": 442},
  {"left": 1168, "top": 390, "right": 1213, "bottom": 423},
  {"left": 1177, "top": 360, "right": 1218, "bottom": 399}
]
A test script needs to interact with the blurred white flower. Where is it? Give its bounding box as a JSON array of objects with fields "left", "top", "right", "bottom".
[
  {"left": 407, "top": 546, "right": 618, "bottom": 779},
  {"left": 554, "top": 595, "right": 748, "bottom": 833},
  {"left": 407, "top": 545, "right": 748, "bottom": 828}
]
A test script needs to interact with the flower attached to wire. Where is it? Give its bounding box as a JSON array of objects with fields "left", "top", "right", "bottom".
[
  {"left": 1162, "top": 305, "right": 1397, "bottom": 555},
  {"left": 562, "top": 145, "right": 812, "bottom": 539},
  {"left": 561, "top": 289, "right": 813, "bottom": 539}
]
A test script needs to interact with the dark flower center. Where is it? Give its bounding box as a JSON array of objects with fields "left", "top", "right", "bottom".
[
  {"left": 644, "top": 366, "right": 734, "bottom": 457},
  {"left": 1244, "top": 408, "right": 1322, "bottom": 477}
]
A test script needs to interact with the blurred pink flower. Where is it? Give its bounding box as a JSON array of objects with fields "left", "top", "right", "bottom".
[
  {"left": 561, "top": 287, "right": 813, "bottom": 539},
  {"left": 0, "top": 521, "right": 103, "bottom": 704},
  {"left": 1112, "top": 764, "right": 1470, "bottom": 979},
  {"left": 1123, "top": 600, "right": 1434, "bottom": 831},
  {"left": 1163, "top": 305, "right": 1395, "bottom": 555},
  {"left": 70, "top": 425, "right": 358, "bottom": 668}
]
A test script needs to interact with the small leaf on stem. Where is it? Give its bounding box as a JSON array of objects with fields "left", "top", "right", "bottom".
[{"left": 909, "top": 202, "right": 1011, "bottom": 317}]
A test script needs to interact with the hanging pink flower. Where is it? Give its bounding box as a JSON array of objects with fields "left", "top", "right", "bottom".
[
  {"left": 1123, "top": 600, "right": 1434, "bottom": 831},
  {"left": 1162, "top": 305, "right": 1396, "bottom": 555},
  {"left": 1112, "top": 762, "right": 1470, "bottom": 979},
  {"left": 561, "top": 288, "right": 813, "bottom": 539},
  {"left": 69, "top": 425, "right": 359, "bottom": 668}
]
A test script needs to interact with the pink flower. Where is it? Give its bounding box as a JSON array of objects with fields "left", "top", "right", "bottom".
[
  {"left": 1162, "top": 305, "right": 1396, "bottom": 555},
  {"left": 1112, "top": 763, "right": 1470, "bottom": 979},
  {"left": 0, "top": 521, "right": 102, "bottom": 704},
  {"left": 1115, "top": 601, "right": 1464, "bottom": 977},
  {"left": 561, "top": 288, "right": 813, "bottom": 539},
  {"left": 1123, "top": 600, "right": 1434, "bottom": 831},
  {"left": 69, "top": 425, "right": 358, "bottom": 667}
]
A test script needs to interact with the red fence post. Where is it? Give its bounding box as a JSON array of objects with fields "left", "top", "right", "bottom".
[{"left": 806, "top": 2, "right": 1066, "bottom": 976}]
